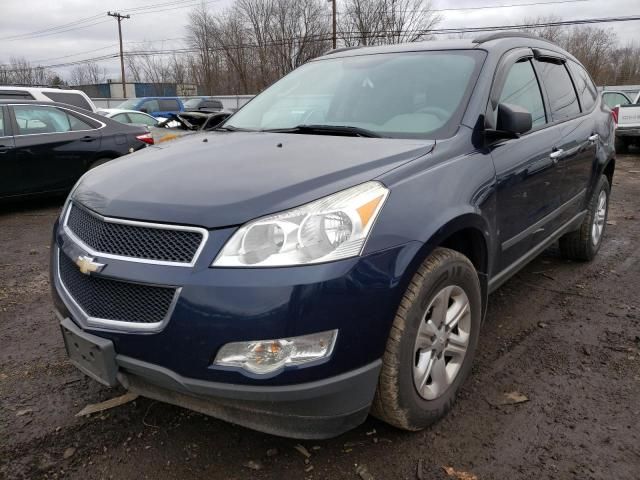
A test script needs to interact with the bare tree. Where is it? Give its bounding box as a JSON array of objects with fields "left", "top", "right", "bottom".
[
  {"left": 563, "top": 26, "right": 618, "bottom": 85},
  {"left": 186, "top": 2, "right": 220, "bottom": 94},
  {"left": 0, "top": 56, "right": 59, "bottom": 86},
  {"left": 268, "top": 0, "right": 331, "bottom": 77},
  {"left": 340, "top": 0, "right": 441, "bottom": 46},
  {"left": 69, "top": 61, "right": 107, "bottom": 85},
  {"left": 519, "top": 15, "right": 566, "bottom": 44}
]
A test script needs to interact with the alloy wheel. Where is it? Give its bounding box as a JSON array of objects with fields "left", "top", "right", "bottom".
[{"left": 413, "top": 285, "right": 471, "bottom": 401}]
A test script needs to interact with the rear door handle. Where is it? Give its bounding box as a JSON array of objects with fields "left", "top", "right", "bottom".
[
  {"left": 549, "top": 149, "right": 564, "bottom": 163},
  {"left": 0, "top": 145, "right": 12, "bottom": 154},
  {"left": 81, "top": 135, "right": 97, "bottom": 142},
  {"left": 588, "top": 134, "right": 599, "bottom": 143}
]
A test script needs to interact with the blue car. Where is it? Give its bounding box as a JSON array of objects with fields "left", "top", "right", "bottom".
[
  {"left": 117, "top": 97, "right": 184, "bottom": 118},
  {"left": 52, "top": 33, "right": 615, "bottom": 439}
]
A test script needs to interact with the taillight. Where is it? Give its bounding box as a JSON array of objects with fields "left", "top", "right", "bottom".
[
  {"left": 611, "top": 106, "right": 619, "bottom": 125},
  {"left": 136, "top": 132, "right": 154, "bottom": 145}
]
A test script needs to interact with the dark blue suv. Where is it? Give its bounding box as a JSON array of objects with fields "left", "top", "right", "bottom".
[{"left": 51, "top": 33, "right": 615, "bottom": 439}]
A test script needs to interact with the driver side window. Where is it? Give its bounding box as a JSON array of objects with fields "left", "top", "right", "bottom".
[{"left": 499, "top": 59, "right": 547, "bottom": 128}]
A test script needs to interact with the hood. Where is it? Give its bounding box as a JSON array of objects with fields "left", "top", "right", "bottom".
[{"left": 74, "top": 131, "right": 433, "bottom": 228}]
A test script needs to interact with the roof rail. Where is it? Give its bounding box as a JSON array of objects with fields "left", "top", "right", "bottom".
[
  {"left": 324, "top": 46, "right": 363, "bottom": 55},
  {"left": 472, "top": 31, "right": 552, "bottom": 44}
]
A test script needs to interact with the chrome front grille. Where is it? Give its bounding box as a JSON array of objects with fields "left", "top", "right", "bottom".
[
  {"left": 58, "top": 251, "right": 177, "bottom": 325},
  {"left": 64, "top": 203, "right": 206, "bottom": 265}
]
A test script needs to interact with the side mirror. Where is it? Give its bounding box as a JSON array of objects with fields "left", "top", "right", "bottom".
[
  {"left": 497, "top": 103, "right": 532, "bottom": 134},
  {"left": 485, "top": 103, "right": 533, "bottom": 141},
  {"left": 140, "top": 107, "right": 148, "bottom": 114}
]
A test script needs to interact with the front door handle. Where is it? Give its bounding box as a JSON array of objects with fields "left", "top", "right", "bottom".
[
  {"left": 549, "top": 149, "right": 564, "bottom": 163},
  {"left": 0, "top": 145, "right": 12, "bottom": 154},
  {"left": 588, "top": 134, "right": 599, "bottom": 143}
]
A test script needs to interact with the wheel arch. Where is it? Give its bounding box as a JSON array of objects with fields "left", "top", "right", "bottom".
[
  {"left": 398, "top": 213, "right": 493, "bottom": 320},
  {"left": 602, "top": 156, "right": 615, "bottom": 188}
]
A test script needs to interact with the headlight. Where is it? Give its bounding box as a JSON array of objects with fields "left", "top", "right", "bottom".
[
  {"left": 213, "top": 330, "right": 338, "bottom": 376},
  {"left": 212, "top": 181, "right": 389, "bottom": 267}
]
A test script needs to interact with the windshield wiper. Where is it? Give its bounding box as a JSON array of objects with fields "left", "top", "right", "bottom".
[{"left": 264, "top": 124, "right": 382, "bottom": 138}]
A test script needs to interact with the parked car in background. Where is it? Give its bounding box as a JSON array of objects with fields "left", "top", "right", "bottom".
[
  {"left": 612, "top": 90, "right": 640, "bottom": 152},
  {"left": 51, "top": 34, "right": 614, "bottom": 439},
  {"left": 0, "top": 100, "right": 150, "bottom": 200},
  {"left": 117, "top": 97, "right": 183, "bottom": 118},
  {"left": 0, "top": 86, "right": 97, "bottom": 112},
  {"left": 97, "top": 108, "right": 159, "bottom": 127},
  {"left": 601, "top": 90, "right": 632, "bottom": 109},
  {"left": 182, "top": 97, "right": 224, "bottom": 112}
]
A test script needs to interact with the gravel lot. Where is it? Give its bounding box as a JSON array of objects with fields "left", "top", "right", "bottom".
[{"left": 1, "top": 153, "right": 639, "bottom": 480}]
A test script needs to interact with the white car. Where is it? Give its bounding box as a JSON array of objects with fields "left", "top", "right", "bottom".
[
  {"left": 97, "top": 108, "right": 160, "bottom": 127},
  {"left": 0, "top": 86, "right": 97, "bottom": 112}
]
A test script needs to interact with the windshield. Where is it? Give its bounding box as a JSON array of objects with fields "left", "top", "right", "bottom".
[
  {"left": 117, "top": 99, "right": 139, "bottom": 110},
  {"left": 225, "top": 50, "right": 485, "bottom": 139}
]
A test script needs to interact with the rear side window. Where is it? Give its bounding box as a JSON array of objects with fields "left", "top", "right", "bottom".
[
  {"left": 128, "top": 113, "right": 157, "bottom": 126},
  {"left": 158, "top": 99, "right": 179, "bottom": 111},
  {"left": 536, "top": 60, "right": 580, "bottom": 121},
  {"left": 111, "top": 113, "right": 131, "bottom": 123},
  {"left": 42, "top": 91, "right": 92, "bottom": 111},
  {"left": 567, "top": 61, "right": 598, "bottom": 111},
  {"left": 13, "top": 105, "right": 96, "bottom": 135},
  {"left": 499, "top": 59, "right": 547, "bottom": 127}
]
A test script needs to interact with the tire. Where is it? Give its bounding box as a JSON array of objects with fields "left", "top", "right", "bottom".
[
  {"left": 614, "top": 136, "right": 628, "bottom": 154},
  {"left": 559, "top": 175, "right": 610, "bottom": 261},
  {"left": 371, "top": 247, "right": 482, "bottom": 431},
  {"left": 89, "top": 158, "right": 112, "bottom": 170}
]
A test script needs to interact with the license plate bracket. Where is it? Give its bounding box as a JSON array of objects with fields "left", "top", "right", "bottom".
[{"left": 60, "top": 318, "right": 118, "bottom": 387}]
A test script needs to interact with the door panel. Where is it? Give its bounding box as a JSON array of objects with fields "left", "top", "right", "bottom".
[
  {"left": 0, "top": 106, "right": 19, "bottom": 197},
  {"left": 489, "top": 56, "right": 562, "bottom": 270},
  {"left": 535, "top": 59, "right": 595, "bottom": 221},
  {"left": 492, "top": 126, "right": 561, "bottom": 269},
  {"left": 552, "top": 116, "right": 594, "bottom": 216},
  {"left": 10, "top": 105, "right": 101, "bottom": 195}
]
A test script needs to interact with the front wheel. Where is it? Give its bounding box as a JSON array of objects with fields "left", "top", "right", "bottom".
[
  {"left": 559, "top": 175, "right": 610, "bottom": 261},
  {"left": 371, "top": 247, "right": 482, "bottom": 431}
]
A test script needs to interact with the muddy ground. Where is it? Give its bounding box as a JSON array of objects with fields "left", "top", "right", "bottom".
[{"left": 1, "top": 154, "right": 639, "bottom": 480}]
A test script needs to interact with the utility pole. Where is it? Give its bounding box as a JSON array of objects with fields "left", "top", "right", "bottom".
[
  {"left": 331, "top": 0, "right": 337, "bottom": 49},
  {"left": 107, "top": 11, "right": 130, "bottom": 98}
]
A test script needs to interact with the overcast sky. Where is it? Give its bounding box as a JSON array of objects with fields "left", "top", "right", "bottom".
[{"left": 0, "top": 0, "right": 638, "bottom": 80}]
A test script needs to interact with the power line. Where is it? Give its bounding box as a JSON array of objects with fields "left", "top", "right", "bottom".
[
  {"left": 0, "top": 0, "right": 219, "bottom": 43},
  {"left": 405, "top": 0, "right": 589, "bottom": 13},
  {"left": 3, "top": 14, "right": 640, "bottom": 73},
  {"left": 0, "top": 14, "right": 105, "bottom": 41}
]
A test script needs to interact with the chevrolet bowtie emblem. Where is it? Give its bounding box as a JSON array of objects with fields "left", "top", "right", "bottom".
[{"left": 75, "top": 255, "right": 105, "bottom": 275}]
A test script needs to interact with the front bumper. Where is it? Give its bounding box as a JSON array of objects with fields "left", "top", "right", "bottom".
[
  {"left": 52, "top": 218, "right": 422, "bottom": 437},
  {"left": 60, "top": 317, "right": 380, "bottom": 438}
]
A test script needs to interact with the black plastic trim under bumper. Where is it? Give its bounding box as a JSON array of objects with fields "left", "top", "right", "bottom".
[{"left": 116, "top": 355, "right": 382, "bottom": 439}]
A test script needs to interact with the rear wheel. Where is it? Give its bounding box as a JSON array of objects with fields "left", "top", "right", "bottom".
[
  {"left": 371, "top": 247, "right": 481, "bottom": 431},
  {"left": 559, "top": 175, "right": 610, "bottom": 261}
]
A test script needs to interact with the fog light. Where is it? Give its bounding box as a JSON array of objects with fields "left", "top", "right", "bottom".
[{"left": 214, "top": 330, "right": 338, "bottom": 375}]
